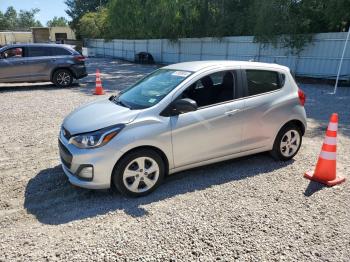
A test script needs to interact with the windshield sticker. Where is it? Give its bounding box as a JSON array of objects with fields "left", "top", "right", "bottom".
[
  {"left": 172, "top": 71, "right": 191, "bottom": 77},
  {"left": 148, "top": 98, "right": 157, "bottom": 103}
]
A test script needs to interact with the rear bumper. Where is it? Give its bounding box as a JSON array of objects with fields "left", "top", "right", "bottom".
[{"left": 71, "top": 64, "right": 87, "bottom": 79}]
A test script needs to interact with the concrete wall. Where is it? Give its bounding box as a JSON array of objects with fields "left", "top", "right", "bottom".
[
  {"left": 0, "top": 32, "right": 33, "bottom": 45},
  {"left": 49, "top": 27, "right": 76, "bottom": 41},
  {"left": 86, "top": 32, "right": 350, "bottom": 79}
]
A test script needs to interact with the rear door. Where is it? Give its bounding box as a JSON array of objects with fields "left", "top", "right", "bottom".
[
  {"left": 25, "top": 46, "right": 53, "bottom": 81},
  {"left": 0, "top": 47, "right": 27, "bottom": 82},
  {"left": 239, "top": 68, "right": 286, "bottom": 152}
]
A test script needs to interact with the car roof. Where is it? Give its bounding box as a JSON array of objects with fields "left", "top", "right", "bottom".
[
  {"left": 0, "top": 43, "right": 74, "bottom": 51},
  {"left": 163, "top": 60, "right": 290, "bottom": 72}
]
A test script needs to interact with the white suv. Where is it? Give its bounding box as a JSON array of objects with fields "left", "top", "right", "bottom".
[{"left": 59, "top": 61, "right": 307, "bottom": 197}]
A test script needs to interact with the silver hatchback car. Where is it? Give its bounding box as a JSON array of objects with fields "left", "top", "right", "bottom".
[{"left": 59, "top": 61, "right": 307, "bottom": 197}]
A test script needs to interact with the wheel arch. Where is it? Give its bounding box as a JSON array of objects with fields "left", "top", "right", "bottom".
[
  {"left": 51, "top": 67, "right": 75, "bottom": 81},
  {"left": 111, "top": 145, "right": 170, "bottom": 186},
  {"left": 280, "top": 119, "right": 306, "bottom": 136}
]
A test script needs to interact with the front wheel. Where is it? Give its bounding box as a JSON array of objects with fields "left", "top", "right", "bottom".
[
  {"left": 270, "top": 125, "right": 302, "bottom": 161},
  {"left": 112, "top": 149, "right": 165, "bottom": 197},
  {"left": 53, "top": 69, "right": 73, "bottom": 88}
]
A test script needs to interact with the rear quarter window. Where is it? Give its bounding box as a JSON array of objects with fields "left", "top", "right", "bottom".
[
  {"left": 51, "top": 47, "right": 72, "bottom": 56},
  {"left": 246, "top": 70, "right": 282, "bottom": 96}
]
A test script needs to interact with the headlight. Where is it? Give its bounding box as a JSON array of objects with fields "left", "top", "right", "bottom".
[{"left": 69, "top": 124, "right": 125, "bottom": 149}]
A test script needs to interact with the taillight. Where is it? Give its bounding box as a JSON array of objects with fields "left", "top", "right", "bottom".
[
  {"left": 298, "top": 88, "right": 306, "bottom": 106},
  {"left": 74, "top": 55, "right": 86, "bottom": 62}
]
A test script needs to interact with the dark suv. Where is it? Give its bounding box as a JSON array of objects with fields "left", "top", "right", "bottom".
[{"left": 0, "top": 43, "right": 87, "bottom": 87}]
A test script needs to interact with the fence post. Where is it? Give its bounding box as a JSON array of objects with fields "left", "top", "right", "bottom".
[
  {"left": 257, "top": 43, "right": 262, "bottom": 62},
  {"left": 225, "top": 38, "right": 229, "bottom": 60},
  {"left": 120, "top": 39, "right": 125, "bottom": 59},
  {"left": 103, "top": 40, "right": 106, "bottom": 58},
  {"left": 200, "top": 38, "right": 203, "bottom": 60},
  {"left": 160, "top": 39, "right": 163, "bottom": 63},
  {"left": 133, "top": 40, "right": 136, "bottom": 61},
  {"left": 112, "top": 40, "right": 115, "bottom": 58},
  {"left": 294, "top": 54, "right": 300, "bottom": 76},
  {"left": 178, "top": 40, "right": 181, "bottom": 62}
]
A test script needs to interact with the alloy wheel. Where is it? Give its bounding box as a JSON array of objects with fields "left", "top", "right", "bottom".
[
  {"left": 280, "top": 130, "right": 301, "bottom": 157},
  {"left": 122, "top": 157, "right": 160, "bottom": 193}
]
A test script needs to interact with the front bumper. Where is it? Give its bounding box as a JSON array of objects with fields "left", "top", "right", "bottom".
[
  {"left": 61, "top": 163, "right": 108, "bottom": 189},
  {"left": 58, "top": 136, "right": 124, "bottom": 190}
]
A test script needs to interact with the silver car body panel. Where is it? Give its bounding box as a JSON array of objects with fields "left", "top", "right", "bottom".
[{"left": 59, "top": 61, "right": 307, "bottom": 189}]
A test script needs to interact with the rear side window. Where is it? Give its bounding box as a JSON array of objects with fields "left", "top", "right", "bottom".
[
  {"left": 51, "top": 47, "right": 72, "bottom": 56},
  {"left": 246, "top": 70, "right": 281, "bottom": 96},
  {"left": 27, "top": 47, "right": 51, "bottom": 57}
]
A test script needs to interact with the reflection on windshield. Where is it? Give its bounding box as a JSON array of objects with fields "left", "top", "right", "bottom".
[{"left": 117, "top": 69, "right": 192, "bottom": 109}]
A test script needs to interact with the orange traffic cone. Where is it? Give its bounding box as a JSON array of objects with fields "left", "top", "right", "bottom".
[
  {"left": 304, "top": 113, "right": 345, "bottom": 186},
  {"left": 94, "top": 69, "right": 105, "bottom": 95}
]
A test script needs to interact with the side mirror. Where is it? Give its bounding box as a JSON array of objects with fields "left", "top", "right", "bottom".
[{"left": 170, "top": 98, "right": 198, "bottom": 115}]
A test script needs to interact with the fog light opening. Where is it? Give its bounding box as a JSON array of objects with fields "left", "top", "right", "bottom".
[{"left": 78, "top": 166, "right": 94, "bottom": 180}]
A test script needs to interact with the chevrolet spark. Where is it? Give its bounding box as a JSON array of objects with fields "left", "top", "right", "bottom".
[{"left": 59, "top": 61, "right": 307, "bottom": 197}]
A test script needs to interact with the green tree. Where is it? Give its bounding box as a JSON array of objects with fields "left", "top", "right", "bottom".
[
  {"left": 0, "top": 6, "right": 42, "bottom": 31},
  {"left": 65, "top": 0, "right": 108, "bottom": 32},
  {"left": 17, "top": 8, "right": 42, "bottom": 29},
  {"left": 77, "top": 8, "right": 108, "bottom": 38},
  {"left": 4, "top": 6, "right": 17, "bottom": 30},
  {"left": 47, "top": 16, "right": 69, "bottom": 27},
  {"left": 69, "top": 0, "right": 350, "bottom": 51}
]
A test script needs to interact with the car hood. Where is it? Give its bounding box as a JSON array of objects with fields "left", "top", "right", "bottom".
[{"left": 63, "top": 98, "right": 140, "bottom": 135}]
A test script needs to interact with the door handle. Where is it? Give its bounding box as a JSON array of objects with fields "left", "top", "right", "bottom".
[{"left": 225, "top": 109, "right": 240, "bottom": 116}]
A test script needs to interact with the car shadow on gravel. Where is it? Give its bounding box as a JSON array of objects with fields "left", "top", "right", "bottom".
[
  {"left": 24, "top": 153, "right": 294, "bottom": 225},
  {"left": 0, "top": 83, "right": 80, "bottom": 93}
]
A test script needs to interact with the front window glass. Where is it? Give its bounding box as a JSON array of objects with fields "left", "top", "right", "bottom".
[
  {"left": 116, "top": 69, "right": 192, "bottom": 109},
  {"left": 179, "top": 70, "right": 237, "bottom": 107},
  {"left": 2, "top": 48, "right": 23, "bottom": 59}
]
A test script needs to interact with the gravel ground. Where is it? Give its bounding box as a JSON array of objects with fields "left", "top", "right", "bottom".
[{"left": 0, "top": 58, "right": 349, "bottom": 261}]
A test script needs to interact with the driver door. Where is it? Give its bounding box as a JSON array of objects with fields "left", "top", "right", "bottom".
[
  {"left": 170, "top": 70, "right": 245, "bottom": 168},
  {"left": 0, "top": 46, "right": 28, "bottom": 82}
]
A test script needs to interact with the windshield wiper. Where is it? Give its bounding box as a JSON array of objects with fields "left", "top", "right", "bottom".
[{"left": 111, "top": 96, "right": 131, "bottom": 109}]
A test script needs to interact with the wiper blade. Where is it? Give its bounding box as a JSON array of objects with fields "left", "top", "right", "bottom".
[{"left": 113, "top": 98, "right": 131, "bottom": 109}]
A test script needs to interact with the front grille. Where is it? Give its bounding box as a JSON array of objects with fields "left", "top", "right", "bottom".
[{"left": 59, "top": 139, "right": 73, "bottom": 169}]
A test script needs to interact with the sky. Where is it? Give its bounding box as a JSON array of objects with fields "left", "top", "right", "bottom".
[{"left": 0, "top": 0, "right": 70, "bottom": 26}]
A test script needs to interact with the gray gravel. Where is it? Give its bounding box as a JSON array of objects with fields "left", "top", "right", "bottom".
[{"left": 0, "top": 58, "right": 349, "bottom": 261}]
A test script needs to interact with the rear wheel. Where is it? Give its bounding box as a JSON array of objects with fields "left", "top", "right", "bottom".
[
  {"left": 53, "top": 69, "right": 73, "bottom": 87},
  {"left": 112, "top": 149, "right": 165, "bottom": 197},
  {"left": 270, "top": 125, "right": 302, "bottom": 161}
]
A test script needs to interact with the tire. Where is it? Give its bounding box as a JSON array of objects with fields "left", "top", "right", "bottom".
[
  {"left": 52, "top": 69, "right": 73, "bottom": 88},
  {"left": 112, "top": 149, "right": 165, "bottom": 197},
  {"left": 270, "top": 124, "right": 302, "bottom": 161}
]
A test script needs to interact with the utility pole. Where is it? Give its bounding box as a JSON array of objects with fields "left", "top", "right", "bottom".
[{"left": 333, "top": 26, "right": 350, "bottom": 94}]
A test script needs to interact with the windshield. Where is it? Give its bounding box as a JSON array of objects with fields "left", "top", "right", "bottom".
[{"left": 115, "top": 69, "right": 192, "bottom": 109}]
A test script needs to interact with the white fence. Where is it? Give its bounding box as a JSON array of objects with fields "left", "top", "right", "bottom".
[{"left": 86, "top": 32, "right": 350, "bottom": 79}]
